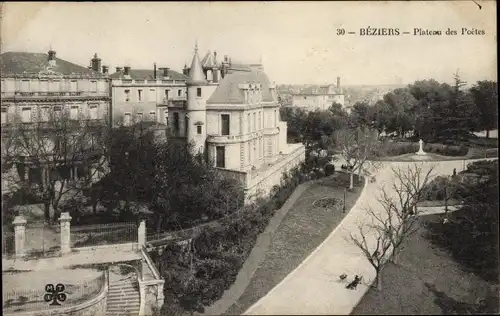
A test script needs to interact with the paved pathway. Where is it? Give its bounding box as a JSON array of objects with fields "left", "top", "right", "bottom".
[
  {"left": 244, "top": 159, "right": 493, "bottom": 315},
  {"left": 2, "top": 243, "right": 141, "bottom": 271}
]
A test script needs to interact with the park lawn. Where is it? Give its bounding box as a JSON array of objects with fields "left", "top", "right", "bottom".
[
  {"left": 225, "top": 172, "right": 365, "bottom": 315},
  {"left": 352, "top": 213, "right": 499, "bottom": 315}
]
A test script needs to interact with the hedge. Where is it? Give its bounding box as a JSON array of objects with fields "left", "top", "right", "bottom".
[
  {"left": 379, "top": 141, "right": 469, "bottom": 157},
  {"left": 157, "top": 166, "right": 307, "bottom": 315},
  {"left": 420, "top": 176, "right": 469, "bottom": 201}
]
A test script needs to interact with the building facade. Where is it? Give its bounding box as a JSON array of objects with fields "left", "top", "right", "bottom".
[
  {"left": 109, "top": 65, "right": 187, "bottom": 127},
  {"left": 291, "top": 78, "right": 345, "bottom": 111},
  {"left": 170, "top": 46, "right": 305, "bottom": 199},
  {"left": 0, "top": 50, "right": 110, "bottom": 194}
]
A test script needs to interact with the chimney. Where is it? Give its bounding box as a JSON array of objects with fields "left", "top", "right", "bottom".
[
  {"left": 162, "top": 67, "right": 169, "bottom": 77},
  {"left": 337, "top": 77, "right": 341, "bottom": 89},
  {"left": 116, "top": 67, "right": 123, "bottom": 73},
  {"left": 124, "top": 66, "right": 130, "bottom": 76},
  {"left": 154, "top": 63, "right": 157, "bottom": 79},
  {"left": 102, "top": 65, "right": 109, "bottom": 74},
  {"left": 183, "top": 64, "right": 188, "bottom": 76},
  {"left": 48, "top": 49, "right": 56, "bottom": 67},
  {"left": 91, "top": 53, "right": 102, "bottom": 72}
]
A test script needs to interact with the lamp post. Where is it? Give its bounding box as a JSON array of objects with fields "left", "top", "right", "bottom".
[{"left": 343, "top": 188, "right": 347, "bottom": 214}]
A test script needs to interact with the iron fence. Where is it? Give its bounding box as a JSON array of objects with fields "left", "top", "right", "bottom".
[
  {"left": 2, "top": 231, "right": 15, "bottom": 258},
  {"left": 70, "top": 222, "right": 137, "bottom": 248},
  {"left": 2, "top": 271, "right": 106, "bottom": 313},
  {"left": 24, "top": 223, "right": 61, "bottom": 259}
]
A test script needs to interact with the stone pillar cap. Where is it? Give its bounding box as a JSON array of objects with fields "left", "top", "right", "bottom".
[
  {"left": 59, "top": 212, "right": 72, "bottom": 221},
  {"left": 13, "top": 216, "right": 27, "bottom": 226}
]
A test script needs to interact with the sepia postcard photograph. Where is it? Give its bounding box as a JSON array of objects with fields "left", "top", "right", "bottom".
[{"left": 0, "top": 1, "right": 497, "bottom": 315}]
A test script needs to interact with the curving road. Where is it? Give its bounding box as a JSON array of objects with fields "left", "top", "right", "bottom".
[{"left": 243, "top": 159, "right": 495, "bottom": 315}]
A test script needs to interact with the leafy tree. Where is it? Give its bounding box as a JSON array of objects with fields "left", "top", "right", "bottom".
[
  {"left": 382, "top": 88, "right": 417, "bottom": 138},
  {"left": 470, "top": 80, "right": 498, "bottom": 138},
  {"left": 97, "top": 123, "right": 245, "bottom": 232},
  {"left": 348, "top": 102, "right": 374, "bottom": 128},
  {"left": 333, "top": 126, "right": 381, "bottom": 189},
  {"left": 408, "top": 79, "right": 453, "bottom": 140},
  {"left": 2, "top": 110, "right": 108, "bottom": 223}
]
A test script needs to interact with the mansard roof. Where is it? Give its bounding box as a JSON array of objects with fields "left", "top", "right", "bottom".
[
  {"left": 109, "top": 69, "right": 186, "bottom": 81},
  {"left": 0, "top": 52, "right": 105, "bottom": 78},
  {"left": 206, "top": 64, "right": 276, "bottom": 104}
]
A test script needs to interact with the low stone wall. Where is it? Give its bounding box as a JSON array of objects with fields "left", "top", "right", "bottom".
[
  {"left": 246, "top": 144, "right": 305, "bottom": 198},
  {"left": 4, "top": 273, "right": 108, "bottom": 316}
]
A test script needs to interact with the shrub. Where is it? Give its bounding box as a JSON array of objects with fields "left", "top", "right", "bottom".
[
  {"left": 420, "top": 175, "right": 470, "bottom": 201},
  {"left": 378, "top": 141, "right": 469, "bottom": 157},
  {"left": 466, "top": 159, "right": 498, "bottom": 176},
  {"left": 378, "top": 141, "right": 419, "bottom": 156},
  {"left": 324, "top": 164, "right": 335, "bottom": 176},
  {"left": 158, "top": 165, "right": 306, "bottom": 314},
  {"left": 424, "top": 143, "right": 469, "bottom": 156},
  {"left": 424, "top": 165, "right": 498, "bottom": 283}
]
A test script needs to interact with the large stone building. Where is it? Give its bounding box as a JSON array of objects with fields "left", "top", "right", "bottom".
[
  {"left": 291, "top": 77, "right": 346, "bottom": 111},
  {"left": 0, "top": 50, "right": 110, "bottom": 194},
  {"left": 109, "top": 64, "right": 187, "bottom": 127},
  {"left": 170, "top": 45, "right": 305, "bottom": 199}
]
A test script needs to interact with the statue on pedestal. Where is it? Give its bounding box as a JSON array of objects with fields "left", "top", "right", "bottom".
[{"left": 416, "top": 139, "right": 427, "bottom": 156}]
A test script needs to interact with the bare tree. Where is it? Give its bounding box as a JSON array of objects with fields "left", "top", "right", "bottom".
[
  {"left": 371, "top": 163, "right": 435, "bottom": 264},
  {"left": 334, "top": 126, "right": 381, "bottom": 189},
  {"left": 348, "top": 223, "right": 392, "bottom": 291},
  {"left": 2, "top": 109, "right": 109, "bottom": 223},
  {"left": 347, "top": 163, "right": 435, "bottom": 290}
]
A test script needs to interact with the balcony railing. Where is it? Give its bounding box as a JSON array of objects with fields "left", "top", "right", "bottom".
[
  {"left": 159, "top": 98, "right": 187, "bottom": 107},
  {"left": 4, "top": 91, "right": 109, "bottom": 98}
]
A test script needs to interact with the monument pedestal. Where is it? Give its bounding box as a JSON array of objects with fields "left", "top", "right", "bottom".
[{"left": 415, "top": 139, "right": 427, "bottom": 156}]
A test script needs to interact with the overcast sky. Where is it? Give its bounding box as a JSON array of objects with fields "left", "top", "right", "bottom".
[{"left": 1, "top": 1, "right": 496, "bottom": 86}]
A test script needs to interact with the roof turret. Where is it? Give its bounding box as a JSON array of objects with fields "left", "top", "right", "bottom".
[{"left": 186, "top": 42, "right": 207, "bottom": 86}]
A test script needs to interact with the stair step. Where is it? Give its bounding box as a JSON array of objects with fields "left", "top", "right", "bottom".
[
  {"left": 109, "top": 287, "right": 138, "bottom": 292},
  {"left": 108, "top": 296, "right": 139, "bottom": 299},
  {"left": 108, "top": 292, "right": 139, "bottom": 296},
  {"left": 107, "top": 306, "right": 140, "bottom": 310},
  {"left": 109, "top": 289, "right": 138, "bottom": 293},
  {"left": 107, "top": 309, "right": 139, "bottom": 314},
  {"left": 107, "top": 299, "right": 140, "bottom": 304}
]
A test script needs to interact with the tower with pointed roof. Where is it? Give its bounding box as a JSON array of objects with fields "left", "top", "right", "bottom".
[{"left": 186, "top": 42, "right": 209, "bottom": 156}]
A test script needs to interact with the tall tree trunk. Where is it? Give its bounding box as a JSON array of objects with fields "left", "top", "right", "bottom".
[
  {"left": 349, "top": 171, "right": 354, "bottom": 190},
  {"left": 392, "top": 247, "right": 399, "bottom": 264},
  {"left": 376, "top": 270, "right": 382, "bottom": 291},
  {"left": 486, "top": 129, "right": 490, "bottom": 139},
  {"left": 44, "top": 202, "right": 51, "bottom": 223}
]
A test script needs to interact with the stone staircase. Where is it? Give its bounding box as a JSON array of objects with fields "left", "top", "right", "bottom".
[{"left": 106, "top": 276, "right": 140, "bottom": 316}]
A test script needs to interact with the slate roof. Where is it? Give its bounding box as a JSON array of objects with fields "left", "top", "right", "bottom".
[
  {"left": 206, "top": 65, "right": 276, "bottom": 104},
  {"left": 109, "top": 69, "right": 186, "bottom": 81},
  {"left": 0, "top": 52, "right": 104, "bottom": 77},
  {"left": 187, "top": 51, "right": 207, "bottom": 85}
]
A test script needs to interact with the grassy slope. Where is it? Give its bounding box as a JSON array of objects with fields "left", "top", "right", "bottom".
[
  {"left": 225, "top": 172, "right": 364, "bottom": 315},
  {"left": 352, "top": 213, "right": 499, "bottom": 315}
]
